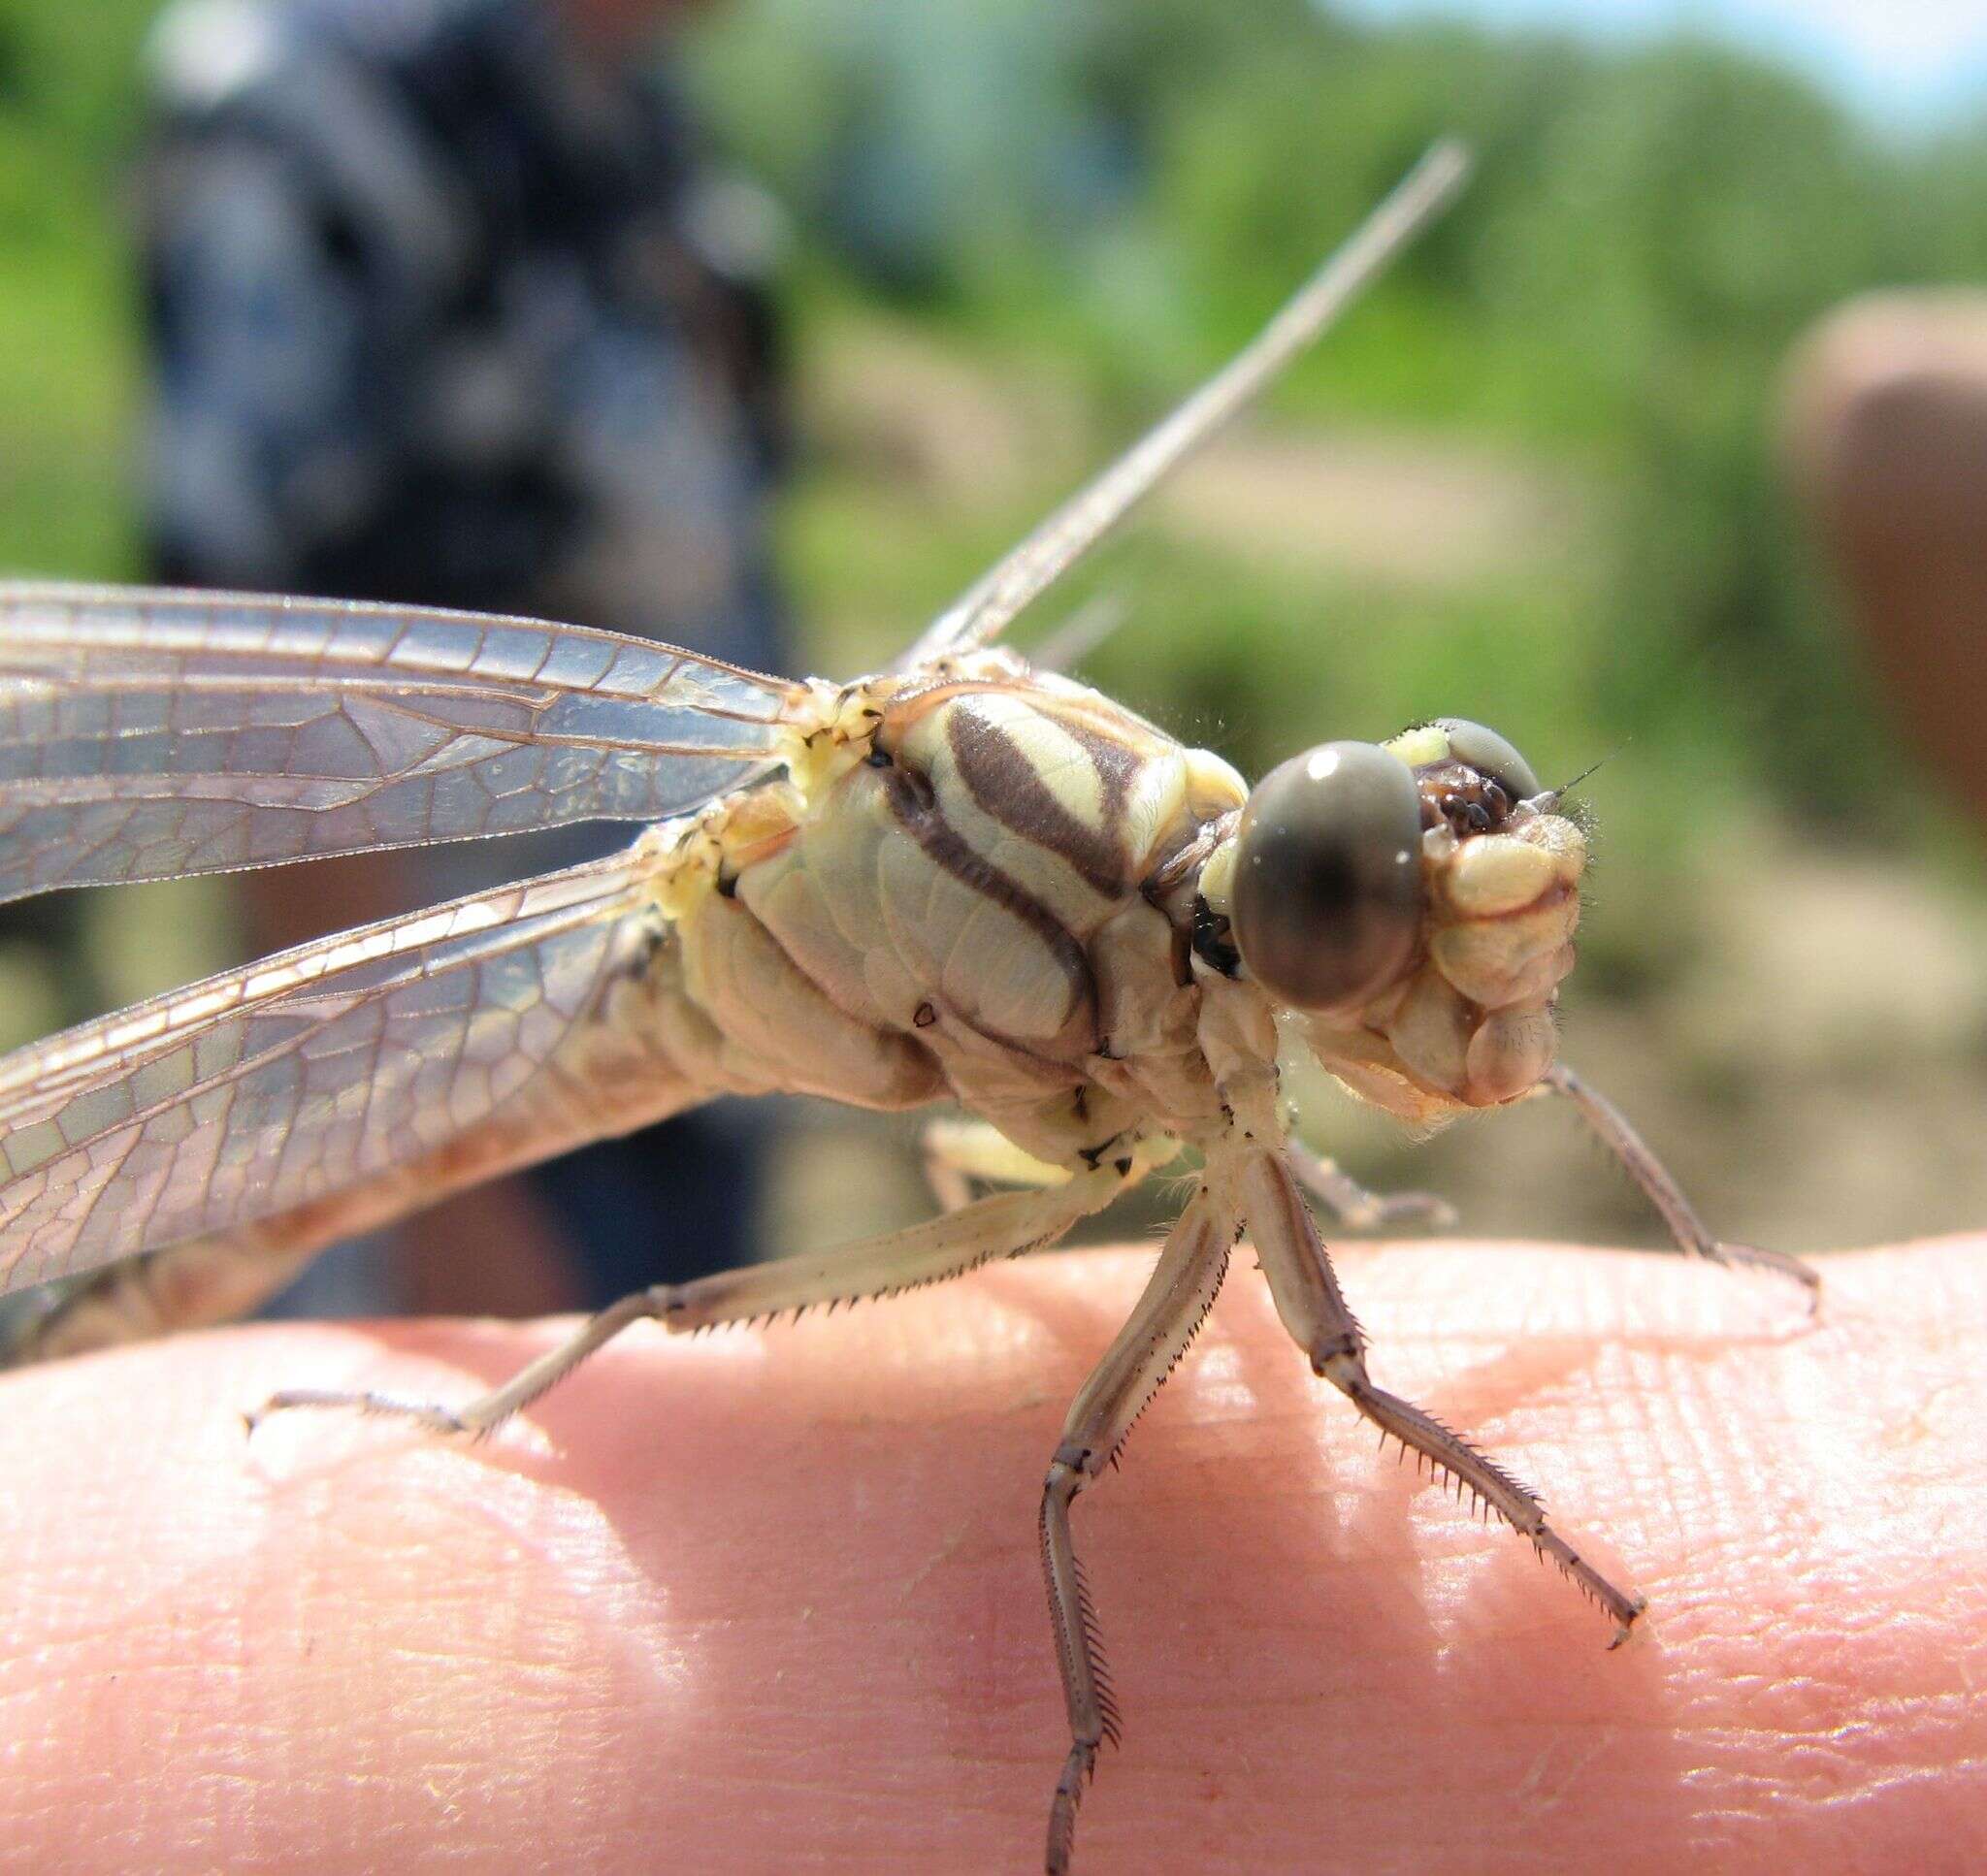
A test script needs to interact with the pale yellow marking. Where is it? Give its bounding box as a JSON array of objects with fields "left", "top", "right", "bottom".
[
  {"left": 639, "top": 781, "right": 807, "bottom": 928},
  {"left": 775, "top": 682, "right": 879, "bottom": 809},
  {"left": 718, "top": 781, "right": 806, "bottom": 857},
  {"left": 1117, "top": 747, "right": 1192, "bottom": 879},
  {"left": 902, "top": 691, "right": 1145, "bottom": 939},
  {"left": 926, "top": 1117, "right": 1074, "bottom": 1188},
  {"left": 649, "top": 824, "right": 724, "bottom": 923},
  {"left": 1001, "top": 708, "right": 1108, "bottom": 832},
  {"left": 921, "top": 724, "right": 1113, "bottom": 933},
  {"left": 915, "top": 690, "right": 1113, "bottom": 844},
  {"left": 1182, "top": 748, "right": 1248, "bottom": 822},
  {"left": 1445, "top": 832, "right": 1555, "bottom": 918},
  {"left": 1197, "top": 836, "right": 1238, "bottom": 916},
  {"left": 1384, "top": 723, "right": 1450, "bottom": 769}
]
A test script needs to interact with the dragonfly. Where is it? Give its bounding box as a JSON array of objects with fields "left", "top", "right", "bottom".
[{"left": 0, "top": 144, "right": 1815, "bottom": 1874}]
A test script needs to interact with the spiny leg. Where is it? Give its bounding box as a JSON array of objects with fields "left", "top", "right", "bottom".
[
  {"left": 1234, "top": 1147, "right": 1644, "bottom": 1640},
  {"left": 249, "top": 1160, "right": 1139, "bottom": 1439},
  {"left": 1284, "top": 1138, "right": 1457, "bottom": 1234},
  {"left": 1537, "top": 1062, "right": 1819, "bottom": 1304},
  {"left": 1041, "top": 1189, "right": 1230, "bottom": 1876}
]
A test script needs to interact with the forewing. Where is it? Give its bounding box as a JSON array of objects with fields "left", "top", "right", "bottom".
[
  {"left": 0, "top": 852, "right": 656, "bottom": 1295},
  {"left": 0, "top": 583, "right": 805, "bottom": 900},
  {"left": 896, "top": 141, "right": 1469, "bottom": 670}
]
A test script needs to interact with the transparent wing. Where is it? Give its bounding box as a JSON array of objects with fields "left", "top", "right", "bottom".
[
  {"left": 0, "top": 583, "right": 807, "bottom": 901},
  {"left": 0, "top": 851, "right": 655, "bottom": 1295},
  {"left": 896, "top": 140, "right": 1470, "bottom": 671}
]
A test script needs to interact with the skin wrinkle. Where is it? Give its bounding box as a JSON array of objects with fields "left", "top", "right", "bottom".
[{"left": 1, "top": 1239, "right": 1985, "bottom": 1871}]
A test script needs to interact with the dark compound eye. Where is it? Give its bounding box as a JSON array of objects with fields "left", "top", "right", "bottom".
[
  {"left": 1433, "top": 719, "right": 1540, "bottom": 802},
  {"left": 1231, "top": 741, "right": 1422, "bottom": 1013}
]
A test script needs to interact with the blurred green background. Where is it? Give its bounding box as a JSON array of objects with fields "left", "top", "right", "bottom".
[{"left": 0, "top": 0, "right": 1982, "bottom": 1257}]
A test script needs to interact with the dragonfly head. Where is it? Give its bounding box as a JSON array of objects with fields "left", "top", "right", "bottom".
[{"left": 1213, "top": 719, "right": 1586, "bottom": 1122}]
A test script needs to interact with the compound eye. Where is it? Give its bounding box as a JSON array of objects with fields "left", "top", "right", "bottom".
[
  {"left": 1434, "top": 719, "right": 1540, "bottom": 802},
  {"left": 1231, "top": 741, "right": 1422, "bottom": 1013}
]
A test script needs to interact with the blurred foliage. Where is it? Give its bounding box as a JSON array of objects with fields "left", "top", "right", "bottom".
[
  {"left": 687, "top": 0, "right": 1987, "bottom": 880},
  {"left": 0, "top": 2, "right": 152, "bottom": 578}
]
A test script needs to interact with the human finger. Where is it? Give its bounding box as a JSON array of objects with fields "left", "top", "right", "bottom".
[{"left": 0, "top": 1238, "right": 1980, "bottom": 1872}]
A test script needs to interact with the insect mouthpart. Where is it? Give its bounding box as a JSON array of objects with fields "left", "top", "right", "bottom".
[{"left": 1267, "top": 719, "right": 1589, "bottom": 1121}]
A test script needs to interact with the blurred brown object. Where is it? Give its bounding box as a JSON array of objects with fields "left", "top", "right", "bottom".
[{"left": 1784, "top": 294, "right": 1987, "bottom": 825}]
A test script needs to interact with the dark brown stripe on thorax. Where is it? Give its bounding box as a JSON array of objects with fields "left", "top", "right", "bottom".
[
  {"left": 945, "top": 702, "right": 1141, "bottom": 900},
  {"left": 881, "top": 762, "right": 1097, "bottom": 1051}
]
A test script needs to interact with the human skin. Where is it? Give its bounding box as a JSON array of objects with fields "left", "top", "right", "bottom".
[
  {"left": 1, "top": 1239, "right": 1981, "bottom": 1874},
  {"left": 1783, "top": 293, "right": 1987, "bottom": 824}
]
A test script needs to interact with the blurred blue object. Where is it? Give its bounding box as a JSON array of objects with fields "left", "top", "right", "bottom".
[{"left": 133, "top": 0, "right": 790, "bottom": 1307}]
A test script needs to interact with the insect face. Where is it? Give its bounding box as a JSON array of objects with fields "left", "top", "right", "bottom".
[{"left": 1216, "top": 720, "right": 1586, "bottom": 1123}]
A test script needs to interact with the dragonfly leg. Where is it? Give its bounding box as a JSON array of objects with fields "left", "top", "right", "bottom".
[
  {"left": 922, "top": 1117, "right": 1074, "bottom": 1212},
  {"left": 1234, "top": 1147, "right": 1645, "bottom": 1642},
  {"left": 1284, "top": 1139, "right": 1457, "bottom": 1233},
  {"left": 1040, "top": 1188, "right": 1229, "bottom": 1876},
  {"left": 249, "top": 1160, "right": 1139, "bottom": 1440},
  {"left": 1537, "top": 1063, "right": 1820, "bottom": 1304}
]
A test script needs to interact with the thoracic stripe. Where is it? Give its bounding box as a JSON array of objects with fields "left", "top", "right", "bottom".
[
  {"left": 944, "top": 701, "right": 1139, "bottom": 900},
  {"left": 880, "top": 760, "right": 1098, "bottom": 1051}
]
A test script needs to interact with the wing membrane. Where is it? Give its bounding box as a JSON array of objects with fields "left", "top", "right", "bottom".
[
  {"left": 0, "top": 584, "right": 806, "bottom": 900},
  {"left": 896, "top": 141, "right": 1470, "bottom": 670},
  {"left": 0, "top": 851, "right": 656, "bottom": 1294}
]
